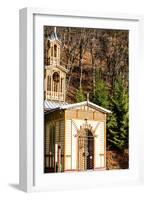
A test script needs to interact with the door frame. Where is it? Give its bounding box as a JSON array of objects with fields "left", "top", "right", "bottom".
[{"left": 77, "top": 128, "right": 95, "bottom": 171}]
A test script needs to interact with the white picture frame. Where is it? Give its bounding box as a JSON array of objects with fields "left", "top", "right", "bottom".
[{"left": 19, "top": 7, "right": 144, "bottom": 192}]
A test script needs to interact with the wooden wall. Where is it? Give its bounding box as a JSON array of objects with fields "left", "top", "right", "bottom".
[
  {"left": 44, "top": 111, "right": 65, "bottom": 171},
  {"left": 45, "top": 107, "right": 106, "bottom": 172}
]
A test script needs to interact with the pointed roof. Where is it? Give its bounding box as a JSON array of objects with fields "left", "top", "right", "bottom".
[
  {"left": 45, "top": 100, "right": 111, "bottom": 114},
  {"left": 48, "top": 27, "right": 61, "bottom": 43}
]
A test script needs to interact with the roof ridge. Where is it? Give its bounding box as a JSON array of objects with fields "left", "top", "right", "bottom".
[{"left": 44, "top": 100, "right": 111, "bottom": 114}]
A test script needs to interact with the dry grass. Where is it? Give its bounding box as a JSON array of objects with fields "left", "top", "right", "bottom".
[{"left": 106, "top": 149, "right": 129, "bottom": 170}]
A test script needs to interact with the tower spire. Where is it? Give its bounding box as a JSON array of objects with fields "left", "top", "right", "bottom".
[
  {"left": 54, "top": 27, "right": 57, "bottom": 39},
  {"left": 54, "top": 27, "right": 56, "bottom": 34}
]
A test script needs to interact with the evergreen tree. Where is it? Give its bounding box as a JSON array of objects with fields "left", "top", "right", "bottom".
[
  {"left": 76, "top": 87, "right": 86, "bottom": 102},
  {"left": 93, "top": 70, "right": 109, "bottom": 108},
  {"left": 107, "top": 76, "right": 129, "bottom": 151}
]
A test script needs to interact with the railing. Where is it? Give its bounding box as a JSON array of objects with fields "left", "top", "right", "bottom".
[
  {"left": 46, "top": 91, "right": 64, "bottom": 101},
  {"left": 44, "top": 154, "right": 55, "bottom": 173}
]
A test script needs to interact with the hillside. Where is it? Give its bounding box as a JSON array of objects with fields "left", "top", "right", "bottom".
[{"left": 44, "top": 26, "right": 129, "bottom": 103}]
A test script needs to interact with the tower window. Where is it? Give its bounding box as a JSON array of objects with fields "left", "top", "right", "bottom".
[
  {"left": 53, "top": 72, "right": 59, "bottom": 93},
  {"left": 54, "top": 45, "right": 57, "bottom": 57},
  {"left": 47, "top": 75, "right": 51, "bottom": 91},
  {"left": 53, "top": 72, "right": 60, "bottom": 83},
  {"left": 51, "top": 46, "right": 53, "bottom": 56},
  {"left": 54, "top": 83, "right": 58, "bottom": 92},
  {"left": 61, "top": 78, "right": 64, "bottom": 92}
]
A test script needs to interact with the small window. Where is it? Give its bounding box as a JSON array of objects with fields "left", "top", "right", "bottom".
[
  {"left": 54, "top": 82, "right": 58, "bottom": 92},
  {"left": 51, "top": 46, "right": 53, "bottom": 56},
  {"left": 47, "top": 76, "right": 51, "bottom": 91},
  {"left": 54, "top": 44, "right": 57, "bottom": 57},
  {"left": 53, "top": 72, "right": 60, "bottom": 83},
  {"left": 61, "top": 78, "right": 64, "bottom": 92}
]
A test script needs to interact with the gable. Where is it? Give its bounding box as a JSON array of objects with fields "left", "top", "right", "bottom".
[
  {"left": 65, "top": 108, "right": 106, "bottom": 121},
  {"left": 44, "top": 100, "right": 111, "bottom": 117},
  {"left": 62, "top": 101, "right": 111, "bottom": 114},
  {"left": 69, "top": 105, "right": 95, "bottom": 112}
]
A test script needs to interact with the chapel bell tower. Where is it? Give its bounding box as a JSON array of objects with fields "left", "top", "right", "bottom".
[{"left": 44, "top": 27, "right": 68, "bottom": 102}]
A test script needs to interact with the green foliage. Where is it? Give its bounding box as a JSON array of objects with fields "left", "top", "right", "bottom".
[
  {"left": 77, "top": 71, "right": 129, "bottom": 152},
  {"left": 93, "top": 71, "right": 109, "bottom": 108},
  {"left": 92, "top": 72, "right": 129, "bottom": 151},
  {"left": 107, "top": 76, "right": 129, "bottom": 151},
  {"left": 76, "top": 87, "right": 86, "bottom": 102}
]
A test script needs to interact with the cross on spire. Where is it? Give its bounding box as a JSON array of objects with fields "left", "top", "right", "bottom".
[
  {"left": 87, "top": 93, "right": 89, "bottom": 102},
  {"left": 54, "top": 27, "right": 56, "bottom": 34},
  {"left": 54, "top": 27, "right": 57, "bottom": 39}
]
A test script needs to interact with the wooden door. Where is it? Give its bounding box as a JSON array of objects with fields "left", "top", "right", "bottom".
[
  {"left": 87, "top": 135, "right": 94, "bottom": 170},
  {"left": 78, "top": 130, "right": 94, "bottom": 171}
]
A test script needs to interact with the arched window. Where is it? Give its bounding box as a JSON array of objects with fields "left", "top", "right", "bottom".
[
  {"left": 53, "top": 72, "right": 59, "bottom": 92},
  {"left": 61, "top": 78, "right": 64, "bottom": 92},
  {"left": 58, "top": 47, "right": 60, "bottom": 57},
  {"left": 47, "top": 75, "right": 51, "bottom": 91},
  {"left": 54, "top": 44, "right": 57, "bottom": 57},
  {"left": 51, "top": 46, "right": 53, "bottom": 57},
  {"left": 54, "top": 82, "right": 58, "bottom": 92}
]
